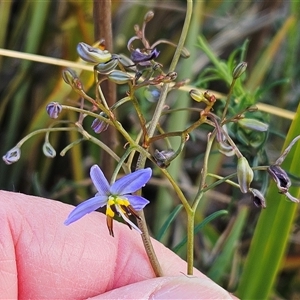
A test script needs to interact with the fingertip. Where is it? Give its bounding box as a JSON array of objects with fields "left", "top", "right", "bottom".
[{"left": 90, "top": 276, "right": 237, "bottom": 299}]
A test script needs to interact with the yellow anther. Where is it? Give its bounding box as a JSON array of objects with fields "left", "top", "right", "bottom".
[{"left": 106, "top": 205, "right": 115, "bottom": 217}]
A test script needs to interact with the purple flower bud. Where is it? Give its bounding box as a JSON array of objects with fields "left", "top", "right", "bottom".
[
  {"left": 46, "top": 102, "right": 62, "bottom": 119},
  {"left": 91, "top": 113, "right": 109, "bottom": 134},
  {"left": 2, "top": 147, "right": 21, "bottom": 165}
]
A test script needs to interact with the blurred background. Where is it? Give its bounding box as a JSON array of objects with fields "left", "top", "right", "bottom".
[{"left": 0, "top": 1, "right": 300, "bottom": 298}]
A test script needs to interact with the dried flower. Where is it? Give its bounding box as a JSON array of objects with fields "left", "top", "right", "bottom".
[
  {"left": 130, "top": 48, "right": 160, "bottom": 65},
  {"left": 250, "top": 188, "right": 266, "bottom": 208},
  {"left": 2, "top": 147, "right": 21, "bottom": 165},
  {"left": 153, "top": 149, "right": 175, "bottom": 168},
  {"left": 267, "top": 165, "right": 299, "bottom": 203},
  {"left": 64, "top": 165, "right": 152, "bottom": 236},
  {"left": 46, "top": 102, "right": 62, "bottom": 119}
]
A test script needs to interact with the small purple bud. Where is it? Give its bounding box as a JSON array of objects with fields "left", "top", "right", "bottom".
[
  {"left": 2, "top": 147, "right": 21, "bottom": 165},
  {"left": 91, "top": 113, "right": 109, "bottom": 134},
  {"left": 46, "top": 102, "right": 62, "bottom": 119}
]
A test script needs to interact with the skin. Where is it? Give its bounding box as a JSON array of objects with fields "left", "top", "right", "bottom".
[{"left": 0, "top": 190, "right": 237, "bottom": 299}]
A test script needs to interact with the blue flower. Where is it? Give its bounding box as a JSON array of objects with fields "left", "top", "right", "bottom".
[{"left": 64, "top": 165, "right": 151, "bottom": 236}]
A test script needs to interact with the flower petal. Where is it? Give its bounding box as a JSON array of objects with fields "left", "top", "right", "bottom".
[
  {"left": 90, "top": 165, "right": 110, "bottom": 195},
  {"left": 125, "top": 195, "right": 150, "bottom": 210},
  {"left": 64, "top": 195, "right": 107, "bottom": 225},
  {"left": 111, "top": 168, "right": 152, "bottom": 195}
]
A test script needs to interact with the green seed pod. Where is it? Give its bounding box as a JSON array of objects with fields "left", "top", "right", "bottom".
[
  {"left": 237, "top": 156, "right": 254, "bottom": 193},
  {"left": 233, "top": 62, "right": 247, "bottom": 79},
  {"left": 108, "top": 70, "right": 132, "bottom": 84}
]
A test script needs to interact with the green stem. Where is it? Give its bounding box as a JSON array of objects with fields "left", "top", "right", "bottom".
[
  {"left": 187, "top": 211, "right": 195, "bottom": 275},
  {"left": 134, "top": 0, "right": 193, "bottom": 277},
  {"left": 221, "top": 79, "right": 236, "bottom": 120}
]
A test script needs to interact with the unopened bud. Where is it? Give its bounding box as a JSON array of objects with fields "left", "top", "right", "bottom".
[
  {"left": 233, "top": 62, "right": 247, "bottom": 79},
  {"left": 144, "top": 11, "right": 154, "bottom": 23},
  {"left": 2, "top": 147, "right": 21, "bottom": 165},
  {"left": 95, "top": 57, "right": 119, "bottom": 74},
  {"left": 62, "top": 68, "right": 78, "bottom": 85},
  {"left": 46, "top": 102, "right": 62, "bottom": 119},
  {"left": 180, "top": 47, "right": 190, "bottom": 58},
  {"left": 189, "top": 89, "right": 206, "bottom": 102},
  {"left": 250, "top": 188, "right": 266, "bottom": 208},
  {"left": 238, "top": 118, "right": 269, "bottom": 132},
  {"left": 237, "top": 157, "right": 254, "bottom": 193},
  {"left": 108, "top": 70, "right": 133, "bottom": 84},
  {"left": 91, "top": 113, "right": 109, "bottom": 134},
  {"left": 42, "top": 142, "right": 56, "bottom": 158},
  {"left": 77, "top": 42, "right": 112, "bottom": 64}
]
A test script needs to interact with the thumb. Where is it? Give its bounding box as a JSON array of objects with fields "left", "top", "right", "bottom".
[{"left": 90, "top": 276, "right": 237, "bottom": 299}]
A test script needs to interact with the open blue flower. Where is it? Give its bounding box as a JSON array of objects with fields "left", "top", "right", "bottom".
[{"left": 64, "top": 165, "right": 151, "bottom": 236}]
